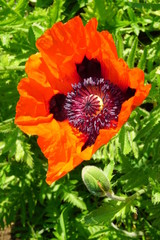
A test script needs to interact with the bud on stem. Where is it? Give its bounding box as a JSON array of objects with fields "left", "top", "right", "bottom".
[{"left": 82, "top": 165, "right": 111, "bottom": 197}]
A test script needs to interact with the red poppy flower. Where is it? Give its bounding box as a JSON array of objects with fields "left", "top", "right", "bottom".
[{"left": 15, "top": 17, "right": 151, "bottom": 184}]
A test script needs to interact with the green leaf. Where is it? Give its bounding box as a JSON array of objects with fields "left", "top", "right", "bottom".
[
  {"left": 135, "top": 107, "right": 160, "bottom": 141},
  {"left": 63, "top": 192, "right": 87, "bottom": 210},
  {"left": 127, "top": 37, "right": 138, "bottom": 68},
  {"left": 0, "top": 0, "right": 24, "bottom": 26},
  {"left": 0, "top": 118, "right": 14, "bottom": 133},
  {"left": 138, "top": 47, "right": 147, "bottom": 70},
  {"left": 15, "top": 0, "right": 28, "bottom": 16},
  {"left": 116, "top": 33, "right": 124, "bottom": 58},
  {"left": 48, "top": 0, "right": 65, "bottom": 27},
  {"left": 119, "top": 125, "right": 132, "bottom": 155},
  {"left": 128, "top": 131, "right": 139, "bottom": 159},
  {"left": 126, "top": 2, "right": 160, "bottom": 11},
  {"left": 104, "top": 161, "right": 115, "bottom": 181},
  {"left": 93, "top": 0, "right": 107, "bottom": 23},
  {"left": 59, "top": 208, "right": 67, "bottom": 240},
  {"left": 127, "top": 7, "right": 136, "bottom": 22},
  {"left": 84, "top": 200, "right": 130, "bottom": 225},
  {"left": 28, "top": 26, "right": 36, "bottom": 48}
]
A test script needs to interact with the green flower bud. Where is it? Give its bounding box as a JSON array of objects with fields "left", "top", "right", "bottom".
[{"left": 82, "top": 165, "right": 111, "bottom": 197}]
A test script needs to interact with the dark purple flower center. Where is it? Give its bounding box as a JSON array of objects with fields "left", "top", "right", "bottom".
[
  {"left": 49, "top": 57, "right": 135, "bottom": 151},
  {"left": 64, "top": 77, "right": 125, "bottom": 150}
]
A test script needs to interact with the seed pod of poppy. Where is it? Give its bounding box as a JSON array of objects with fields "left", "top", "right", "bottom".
[{"left": 82, "top": 166, "right": 111, "bottom": 197}]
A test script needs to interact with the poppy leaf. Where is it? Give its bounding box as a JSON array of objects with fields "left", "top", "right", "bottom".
[
  {"left": 15, "top": 0, "right": 28, "bottom": 16},
  {"left": 116, "top": 33, "right": 124, "bottom": 59},
  {"left": 135, "top": 107, "right": 160, "bottom": 141},
  {"left": 48, "top": 0, "right": 65, "bottom": 27},
  {"left": 84, "top": 200, "right": 130, "bottom": 225},
  {"left": 63, "top": 192, "right": 87, "bottom": 210},
  {"left": 127, "top": 37, "right": 138, "bottom": 68},
  {"left": 28, "top": 26, "right": 36, "bottom": 48},
  {"left": 119, "top": 125, "right": 132, "bottom": 156},
  {"left": 138, "top": 47, "right": 147, "bottom": 70},
  {"left": 128, "top": 130, "right": 139, "bottom": 159}
]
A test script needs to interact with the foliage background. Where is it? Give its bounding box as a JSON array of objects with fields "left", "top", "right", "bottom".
[{"left": 0, "top": 0, "right": 160, "bottom": 239}]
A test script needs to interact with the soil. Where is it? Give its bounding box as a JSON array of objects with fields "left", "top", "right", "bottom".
[{"left": 0, "top": 226, "right": 11, "bottom": 240}]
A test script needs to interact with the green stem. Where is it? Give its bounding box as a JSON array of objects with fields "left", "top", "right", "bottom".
[
  {"left": 106, "top": 188, "right": 146, "bottom": 202},
  {"left": 111, "top": 222, "right": 144, "bottom": 238},
  {"left": 106, "top": 192, "right": 126, "bottom": 201}
]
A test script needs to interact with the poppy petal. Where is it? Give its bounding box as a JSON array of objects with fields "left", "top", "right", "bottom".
[
  {"left": 15, "top": 53, "right": 55, "bottom": 135},
  {"left": 37, "top": 121, "right": 93, "bottom": 184},
  {"left": 85, "top": 19, "right": 129, "bottom": 91},
  {"left": 15, "top": 78, "right": 53, "bottom": 135},
  {"left": 36, "top": 16, "right": 86, "bottom": 94},
  {"left": 92, "top": 70, "right": 151, "bottom": 152}
]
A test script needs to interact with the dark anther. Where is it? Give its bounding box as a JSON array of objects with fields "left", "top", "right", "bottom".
[
  {"left": 49, "top": 93, "right": 67, "bottom": 121},
  {"left": 76, "top": 56, "right": 101, "bottom": 80}
]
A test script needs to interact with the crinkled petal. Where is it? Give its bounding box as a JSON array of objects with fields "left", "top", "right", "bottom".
[
  {"left": 15, "top": 53, "right": 55, "bottom": 135},
  {"left": 36, "top": 16, "right": 86, "bottom": 94},
  {"left": 37, "top": 121, "right": 93, "bottom": 184},
  {"left": 85, "top": 19, "right": 129, "bottom": 92},
  {"left": 93, "top": 69, "right": 151, "bottom": 152}
]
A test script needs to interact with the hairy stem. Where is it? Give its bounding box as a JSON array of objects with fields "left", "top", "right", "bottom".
[
  {"left": 111, "top": 222, "right": 144, "bottom": 238},
  {"left": 106, "top": 188, "right": 146, "bottom": 202}
]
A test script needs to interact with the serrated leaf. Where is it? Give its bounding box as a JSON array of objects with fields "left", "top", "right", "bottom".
[
  {"left": 84, "top": 200, "right": 133, "bottom": 225},
  {"left": 48, "top": 0, "right": 65, "bottom": 27},
  {"left": 119, "top": 125, "right": 132, "bottom": 155},
  {"left": 152, "top": 193, "right": 160, "bottom": 205},
  {"left": 15, "top": 139, "right": 25, "bottom": 161},
  {"left": 143, "top": 121, "right": 160, "bottom": 151},
  {"left": 128, "top": 131, "right": 139, "bottom": 159},
  {"left": 0, "top": 0, "right": 24, "bottom": 26},
  {"left": 120, "top": 167, "right": 148, "bottom": 191},
  {"left": 135, "top": 107, "right": 160, "bottom": 141},
  {"left": 104, "top": 162, "right": 115, "bottom": 181},
  {"left": 0, "top": 118, "right": 14, "bottom": 133},
  {"left": 15, "top": 0, "right": 28, "bottom": 16},
  {"left": 63, "top": 192, "right": 87, "bottom": 210}
]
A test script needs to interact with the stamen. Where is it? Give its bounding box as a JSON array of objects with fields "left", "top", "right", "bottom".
[
  {"left": 64, "top": 77, "right": 125, "bottom": 150},
  {"left": 46, "top": 55, "right": 143, "bottom": 152}
]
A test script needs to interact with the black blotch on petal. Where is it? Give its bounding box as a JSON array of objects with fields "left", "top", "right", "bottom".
[
  {"left": 49, "top": 93, "right": 67, "bottom": 121},
  {"left": 76, "top": 56, "right": 101, "bottom": 80},
  {"left": 125, "top": 87, "right": 136, "bottom": 100},
  {"left": 82, "top": 135, "right": 97, "bottom": 151}
]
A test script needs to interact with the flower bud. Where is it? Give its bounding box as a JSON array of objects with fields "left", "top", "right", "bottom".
[{"left": 82, "top": 165, "right": 111, "bottom": 197}]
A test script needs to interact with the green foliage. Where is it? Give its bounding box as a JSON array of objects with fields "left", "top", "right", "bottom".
[{"left": 0, "top": 0, "right": 160, "bottom": 239}]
